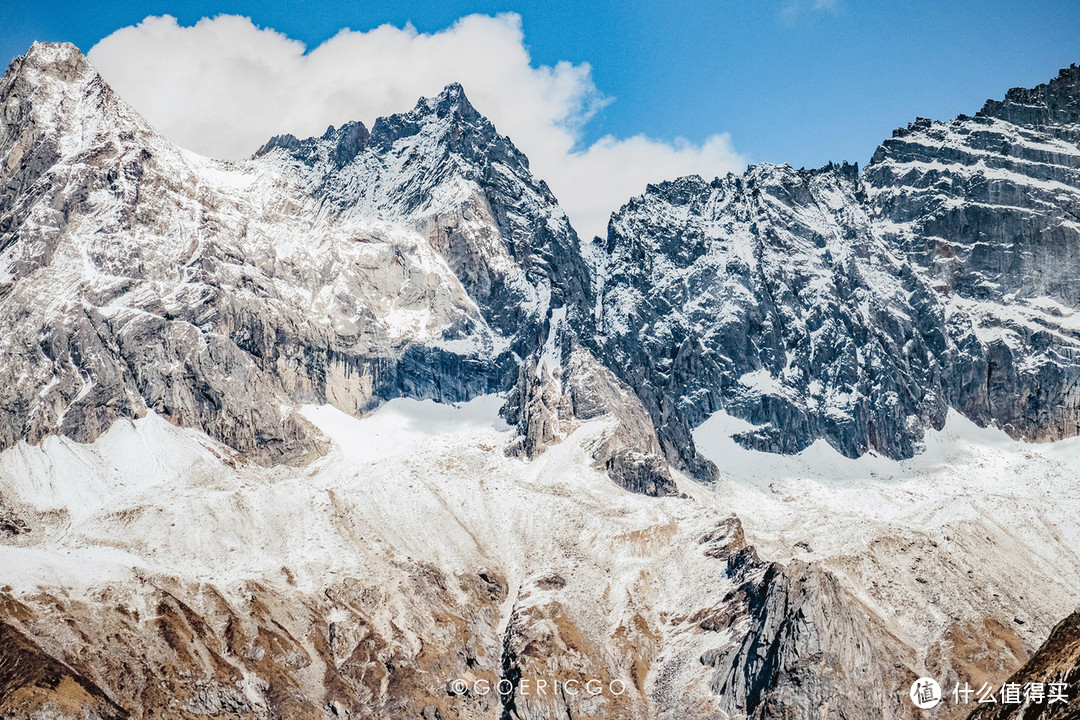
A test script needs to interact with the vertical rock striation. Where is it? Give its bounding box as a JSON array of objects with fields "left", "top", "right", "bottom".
[{"left": 591, "top": 65, "right": 1080, "bottom": 474}]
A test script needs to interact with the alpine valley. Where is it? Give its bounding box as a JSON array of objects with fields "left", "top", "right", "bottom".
[{"left": 2, "top": 41, "right": 1080, "bottom": 720}]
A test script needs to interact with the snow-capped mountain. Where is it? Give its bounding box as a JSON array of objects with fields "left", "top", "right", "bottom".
[
  {"left": 0, "top": 42, "right": 671, "bottom": 493},
  {"left": 591, "top": 161, "right": 951, "bottom": 477},
  {"left": 2, "top": 42, "right": 1080, "bottom": 720},
  {"left": 868, "top": 67, "right": 1080, "bottom": 444},
  {"left": 591, "top": 65, "right": 1080, "bottom": 482},
  {"left": 0, "top": 43, "right": 540, "bottom": 462}
]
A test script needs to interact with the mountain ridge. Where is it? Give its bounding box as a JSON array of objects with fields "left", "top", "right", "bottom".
[
  {"left": 0, "top": 41, "right": 674, "bottom": 494},
  {"left": 2, "top": 40, "right": 1080, "bottom": 720},
  {"left": 589, "top": 64, "right": 1080, "bottom": 475}
]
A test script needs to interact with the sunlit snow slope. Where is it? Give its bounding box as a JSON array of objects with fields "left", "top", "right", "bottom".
[{"left": 3, "top": 398, "right": 1079, "bottom": 718}]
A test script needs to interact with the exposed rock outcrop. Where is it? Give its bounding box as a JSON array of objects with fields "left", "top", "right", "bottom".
[
  {"left": 967, "top": 607, "right": 1080, "bottom": 719},
  {"left": 591, "top": 64, "right": 1080, "bottom": 473},
  {"left": 506, "top": 316, "right": 677, "bottom": 495},
  {"left": 0, "top": 44, "right": 595, "bottom": 472},
  {"left": 701, "top": 544, "right": 920, "bottom": 719},
  {"left": 0, "top": 615, "right": 128, "bottom": 720}
]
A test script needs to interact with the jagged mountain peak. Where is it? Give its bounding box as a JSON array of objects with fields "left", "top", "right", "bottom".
[
  {"left": 877, "top": 63, "right": 1080, "bottom": 143},
  {"left": 253, "top": 80, "right": 543, "bottom": 215},
  {"left": 253, "top": 120, "right": 371, "bottom": 169},
  {"left": 593, "top": 151, "right": 915, "bottom": 476},
  {"left": 2, "top": 42, "right": 95, "bottom": 128},
  {"left": 592, "top": 58, "right": 1080, "bottom": 477},
  {"left": 248, "top": 77, "right": 589, "bottom": 321},
  {"left": 979, "top": 62, "right": 1080, "bottom": 129},
  {"left": 252, "top": 83, "right": 487, "bottom": 161},
  {"left": 414, "top": 81, "right": 476, "bottom": 116},
  {"left": 620, "top": 160, "right": 863, "bottom": 233},
  {"left": 0, "top": 44, "right": 604, "bottom": 482},
  {"left": 3, "top": 41, "right": 125, "bottom": 124},
  {"left": 0, "top": 40, "right": 173, "bottom": 177},
  {"left": 406, "top": 82, "right": 483, "bottom": 130},
  {"left": 637, "top": 160, "right": 863, "bottom": 202},
  {"left": 436, "top": 80, "right": 469, "bottom": 102},
  {"left": 366, "top": 81, "right": 531, "bottom": 172},
  {"left": 9, "top": 41, "right": 91, "bottom": 81}
]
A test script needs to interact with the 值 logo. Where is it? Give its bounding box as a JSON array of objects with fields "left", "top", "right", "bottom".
[{"left": 910, "top": 677, "right": 942, "bottom": 709}]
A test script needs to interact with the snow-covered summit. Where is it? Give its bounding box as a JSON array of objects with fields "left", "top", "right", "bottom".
[
  {"left": 0, "top": 44, "right": 609, "bottom": 475},
  {"left": 590, "top": 67, "right": 1080, "bottom": 475},
  {"left": 979, "top": 62, "right": 1080, "bottom": 133},
  {"left": 253, "top": 81, "right": 590, "bottom": 320}
]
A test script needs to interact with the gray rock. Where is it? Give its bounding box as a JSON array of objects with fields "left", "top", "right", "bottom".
[
  {"left": 505, "top": 334, "right": 678, "bottom": 496},
  {"left": 589, "top": 65, "right": 1080, "bottom": 474},
  {"left": 0, "top": 44, "right": 597, "bottom": 472},
  {"left": 967, "top": 605, "right": 1080, "bottom": 719},
  {"left": 702, "top": 548, "right": 919, "bottom": 719}
]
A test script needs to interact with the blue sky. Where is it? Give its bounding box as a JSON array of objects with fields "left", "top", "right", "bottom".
[{"left": 4, "top": 1, "right": 1079, "bottom": 168}]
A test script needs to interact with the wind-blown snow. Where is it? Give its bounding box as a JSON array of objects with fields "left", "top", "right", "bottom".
[
  {"left": 5, "top": 387, "right": 1079, "bottom": 682},
  {"left": 693, "top": 408, "right": 1080, "bottom": 653},
  {"left": 0, "top": 397, "right": 735, "bottom": 637}
]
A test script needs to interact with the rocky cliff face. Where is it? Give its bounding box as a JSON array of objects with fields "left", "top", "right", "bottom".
[
  {"left": 0, "top": 42, "right": 664, "bottom": 491},
  {"left": 591, "top": 163, "right": 953, "bottom": 476},
  {"left": 591, "top": 65, "right": 1080, "bottom": 475},
  {"left": 866, "top": 65, "right": 1080, "bottom": 445},
  {"left": 967, "top": 607, "right": 1080, "bottom": 719}
]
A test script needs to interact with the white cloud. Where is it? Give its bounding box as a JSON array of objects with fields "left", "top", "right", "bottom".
[{"left": 87, "top": 13, "right": 745, "bottom": 239}]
